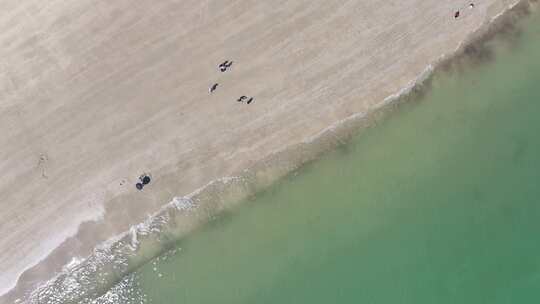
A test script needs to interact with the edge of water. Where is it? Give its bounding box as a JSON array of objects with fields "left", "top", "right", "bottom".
[{"left": 9, "top": 1, "right": 537, "bottom": 302}]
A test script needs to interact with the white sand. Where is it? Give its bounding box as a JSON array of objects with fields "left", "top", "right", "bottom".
[{"left": 0, "top": 0, "right": 518, "bottom": 297}]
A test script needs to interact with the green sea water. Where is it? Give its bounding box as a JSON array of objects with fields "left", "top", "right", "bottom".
[{"left": 122, "top": 10, "right": 540, "bottom": 304}]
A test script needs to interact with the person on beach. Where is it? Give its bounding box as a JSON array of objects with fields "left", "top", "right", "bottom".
[
  {"left": 237, "top": 96, "right": 254, "bottom": 104},
  {"left": 141, "top": 175, "right": 151, "bottom": 185},
  {"left": 455, "top": 11, "right": 460, "bottom": 18},
  {"left": 219, "top": 60, "right": 233, "bottom": 72},
  {"left": 209, "top": 83, "right": 218, "bottom": 93},
  {"left": 135, "top": 173, "right": 151, "bottom": 190}
]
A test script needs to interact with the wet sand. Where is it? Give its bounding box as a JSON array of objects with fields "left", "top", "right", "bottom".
[{"left": 0, "top": 0, "right": 521, "bottom": 300}]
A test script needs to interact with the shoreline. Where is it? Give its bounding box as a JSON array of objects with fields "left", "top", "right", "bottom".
[{"left": 1, "top": 0, "right": 535, "bottom": 302}]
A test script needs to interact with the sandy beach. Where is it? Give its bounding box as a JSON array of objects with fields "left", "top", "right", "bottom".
[{"left": 0, "top": 0, "right": 521, "bottom": 301}]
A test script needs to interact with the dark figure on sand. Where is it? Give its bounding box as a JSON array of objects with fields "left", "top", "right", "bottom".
[
  {"left": 237, "top": 96, "right": 254, "bottom": 104},
  {"left": 219, "top": 60, "right": 233, "bottom": 72},
  {"left": 209, "top": 83, "right": 218, "bottom": 93},
  {"left": 135, "top": 174, "right": 151, "bottom": 190},
  {"left": 141, "top": 175, "right": 151, "bottom": 185}
]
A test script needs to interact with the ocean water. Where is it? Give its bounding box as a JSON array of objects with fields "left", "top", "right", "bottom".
[{"left": 93, "top": 8, "right": 540, "bottom": 304}]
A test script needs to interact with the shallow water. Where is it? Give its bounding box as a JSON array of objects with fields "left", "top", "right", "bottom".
[{"left": 99, "top": 10, "right": 540, "bottom": 304}]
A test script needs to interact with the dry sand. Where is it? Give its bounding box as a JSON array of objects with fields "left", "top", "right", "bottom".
[{"left": 0, "top": 0, "right": 519, "bottom": 300}]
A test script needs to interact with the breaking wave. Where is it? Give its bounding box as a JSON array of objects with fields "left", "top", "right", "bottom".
[
  {"left": 14, "top": 0, "right": 535, "bottom": 302},
  {"left": 24, "top": 196, "right": 195, "bottom": 304}
]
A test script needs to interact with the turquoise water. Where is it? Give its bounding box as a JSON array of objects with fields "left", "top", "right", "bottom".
[{"left": 116, "top": 10, "right": 540, "bottom": 304}]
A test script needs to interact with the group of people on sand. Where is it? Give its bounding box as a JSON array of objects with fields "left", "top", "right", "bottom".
[
  {"left": 455, "top": 3, "right": 475, "bottom": 19},
  {"left": 209, "top": 60, "right": 255, "bottom": 105},
  {"left": 133, "top": 4, "right": 477, "bottom": 192},
  {"left": 135, "top": 173, "right": 151, "bottom": 190},
  {"left": 135, "top": 60, "right": 251, "bottom": 191},
  {"left": 219, "top": 60, "right": 233, "bottom": 72},
  {"left": 237, "top": 96, "right": 254, "bottom": 104}
]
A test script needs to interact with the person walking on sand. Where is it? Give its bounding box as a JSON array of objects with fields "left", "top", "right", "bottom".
[{"left": 219, "top": 60, "right": 233, "bottom": 72}]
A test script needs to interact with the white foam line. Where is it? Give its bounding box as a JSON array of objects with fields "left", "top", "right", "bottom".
[
  {"left": 22, "top": 175, "right": 243, "bottom": 300},
  {"left": 301, "top": 63, "right": 434, "bottom": 145},
  {"left": 302, "top": 0, "right": 523, "bottom": 147},
  {"left": 0, "top": 201, "right": 104, "bottom": 298},
  {"left": 86, "top": 175, "right": 241, "bottom": 254},
  {"left": 8, "top": 0, "right": 526, "bottom": 300}
]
